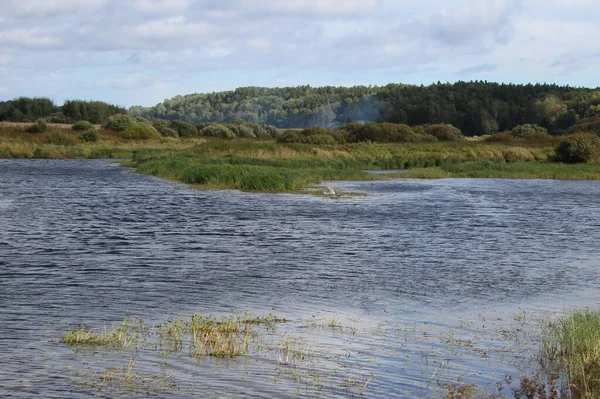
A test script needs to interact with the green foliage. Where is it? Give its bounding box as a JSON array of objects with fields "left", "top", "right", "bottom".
[
  {"left": 225, "top": 122, "right": 255, "bottom": 138},
  {"left": 569, "top": 116, "right": 600, "bottom": 135},
  {"left": 424, "top": 124, "right": 463, "bottom": 141},
  {"left": 62, "top": 100, "right": 126, "bottom": 124},
  {"left": 130, "top": 82, "right": 600, "bottom": 135},
  {"left": 170, "top": 121, "right": 197, "bottom": 137},
  {"left": 8, "top": 97, "right": 56, "bottom": 121},
  {"left": 81, "top": 129, "right": 100, "bottom": 142},
  {"left": 198, "top": 124, "right": 234, "bottom": 138},
  {"left": 511, "top": 124, "right": 548, "bottom": 139},
  {"left": 541, "top": 309, "right": 600, "bottom": 397},
  {"left": 152, "top": 120, "right": 179, "bottom": 137},
  {"left": 555, "top": 133, "right": 600, "bottom": 163},
  {"left": 345, "top": 122, "right": 434, "bottom": 143},
  {"left": 276, "top": 126, "right": 348, "bottom": 145},
  {"left": 72, "top": 120, "right": 94, "bottom": 131},
  {"left": 104, "top": 114, "right": 135, "bottom": 131},
  {"left": 121, "top": 123, "right": 161, "bottom": 140},
  {"left": 46, "top": 112, "right": 72, "bottom": 124},
  {"left": 25, "top": 118, "right": 49, "bottom": 133}
]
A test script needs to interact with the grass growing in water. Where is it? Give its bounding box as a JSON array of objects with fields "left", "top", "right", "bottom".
[
  {"left": 541, "top": 309, "right": 600, "bottom": 398},
  {"left": 61, "top": 317, "right": 143, "bottom": 348}
]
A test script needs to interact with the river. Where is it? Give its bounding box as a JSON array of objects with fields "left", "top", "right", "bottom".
[{"left": 1, "top": 159, "right": 599, "bottom": 398}]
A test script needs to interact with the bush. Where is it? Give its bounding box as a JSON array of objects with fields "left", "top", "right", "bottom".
[
  {"left": 41, "top": 131, "right": 77, "bottom": 145},
  {"left": 81, "top": 129, "right": 99, "bottom": 142},
  {"left": 170, "top": 121, "right": 197, "bottom": 137},
  {"left": 276, "top": 126, "right": 346, "bottom": 145},
  {"left": 345, "top": 122, "right": 434, "bottom": 143},
  {"left": 225, "top": 123, "right": 255, "bottom": 138},
  {"left": 199, "top": 124, "right": 234, "bottom": 138},
  {"left": 424, "top": 124, "right": 463, "bottom": 141},
  {"left": 569, "top": 116, "right": 600, "bottom": 136},
  {"left": 25, "top": 118, "right": 48, "bottom": 133},
  {"left": 152, "top": 120, "right": 179, "bottom": 137},
  {"left": 486, "top": 131, "right": 513, "bottom": 143},
  {"left": 72, "top": 120, "right": 94, "bottom": 131},
  {"left": 121, "top": 123, "right": 161, "bottom": 140},
  {"left": 46, "top": 112, "right": 72, "bottom": 124},
  {"left": 511, "top": 124, "right": 548, "bottom": 139},
  {"left": 555, "top": 133, "right": 600, "bottom": 163},
  {"left": 103, "top": 114, "right": 135, "bottom": 131}
]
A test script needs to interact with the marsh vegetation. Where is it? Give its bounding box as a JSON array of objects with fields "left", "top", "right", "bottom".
[{"left": 1, "top": 119, "right": 599, "bottom": 193}]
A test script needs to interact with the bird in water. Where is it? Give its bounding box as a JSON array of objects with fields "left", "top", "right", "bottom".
[{"left": 323, "top": 186, "right": 336, "bottom": 195}]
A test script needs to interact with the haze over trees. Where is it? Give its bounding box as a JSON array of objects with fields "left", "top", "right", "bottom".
[
  {"left": 3, "top": 82, "right": 600, "bottom": 137},
  {"left": 129, "top": 82, "right": 600, "bottom": 135}
]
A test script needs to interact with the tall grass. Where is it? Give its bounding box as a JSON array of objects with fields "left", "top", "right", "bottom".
[
  {"left": 541, "top": 309, "right": 600, "bottom": 398},
  {"left": 404, "top": 161, "right": 600, "bottom": 180}
]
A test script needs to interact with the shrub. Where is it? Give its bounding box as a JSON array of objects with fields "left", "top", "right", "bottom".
[
  {"left": 41, "top": 131, "right": 77, "bottom": 145},
  {"left": 260, "top": 125, "right": 278, "bottom": 138},
  {"left": 81, "top": 129, "right": 99, "bottom": 142},
  {"left": 152, "top": 120, "right": 179, "bottom": 137},
  {"left": 121, "top": 123, "right": 161, "bottom": 140},
  {"left": 225, "top": 123, "right": 255, "bottom": 138},
  {"left": 345, "top": 122, "right": 434, "bottom": 143},
  {"left": 555, "top": 133, "right": 600, "bottom": 163},
  {"left": 25, "top": 118, "right": 48, "bottom": 133},
  {"left": 424, "top": 124, "right": 463, "bottom": 141},
  {"left": 72, "top": 120, "right": 94, "bottom": 131},
  {"left": 199, "top": 124, "right": 234, "bottom": 138},
  {"left": 46, "top": 112, "right": 72, "bottom": 124},
  {"left": 170, "top": 121, "right": 197, "bottom": 137},
  {"left": 569, "top": 116, "right": 600, "bottom": 135},
  {"left": 486, "top": 131, "right": 513, "bottom": 143},
  {"left": 511, "top": 124, "right": 548, "bottom": 139},
  {"left": 276, "top": 126, "right": 346, "bottom": 145},
  {"left": 104, "top": 114, "right": 135, "bottom": 131}
]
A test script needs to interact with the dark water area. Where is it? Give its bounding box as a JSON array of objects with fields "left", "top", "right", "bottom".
[{"left": 1, "top": 159, "right": 600, "bottom": 398}]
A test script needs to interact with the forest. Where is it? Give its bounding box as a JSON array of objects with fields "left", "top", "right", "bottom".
[
  {"left": 0, "top": 98, "right": 126, "bottom": 124},
  {"left": 2, "top": 82, "right": 600, "bottom": 136},
  {"left": 129, "top": 82, "right": 600, "bottom": 135}
]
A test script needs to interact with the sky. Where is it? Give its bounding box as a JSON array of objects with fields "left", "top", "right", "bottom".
[{"left": 0, "top": 0, "right": 599, "bottom": 107}]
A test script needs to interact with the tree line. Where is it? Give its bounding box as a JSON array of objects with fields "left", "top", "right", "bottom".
[
  {"left": 0, "top": 98, "right": 126, "bottom": 124},
  {"left": 130, "top": 82, "right": 600, "bottom": 136},
  {"left": 3, "top": 81, "right": 600, "bottom": 136}
]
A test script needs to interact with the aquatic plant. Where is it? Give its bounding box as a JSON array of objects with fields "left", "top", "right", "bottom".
[
  {"left": 541, "top": 309, "right": 600, "bottom": 398},
  {"left": 61, "top": 317, "right": 144, "bottom": 348}
]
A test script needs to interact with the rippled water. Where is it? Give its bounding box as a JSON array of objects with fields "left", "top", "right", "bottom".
[{"left": 1, "top": 159, "right": 600, "bottom": 398}]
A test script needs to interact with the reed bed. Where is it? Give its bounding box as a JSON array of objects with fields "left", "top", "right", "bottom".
[
  {"left": 2, "top": 126, "right": 598, "bottom": 190},
  {"left": 541, "top": 309, "right": 600, "bottom": 398}
]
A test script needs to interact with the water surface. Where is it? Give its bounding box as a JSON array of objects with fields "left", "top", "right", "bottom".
[{"left": 1, "top": 159, "right": 599, "bottom": 397}]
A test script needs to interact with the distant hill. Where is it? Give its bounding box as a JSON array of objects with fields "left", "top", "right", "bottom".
[{"left": 129, "top": 82, "right": 600, "bottom": 135}]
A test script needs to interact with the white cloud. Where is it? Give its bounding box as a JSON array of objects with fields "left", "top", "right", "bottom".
[
  {"left": 0, "top": 29, "right": 61, "bottom": 48},
  {"left": 132, "top": 0, "right": 190, "bottom": 14},
  {"left": 8, "top": 0, "right": 109, "bottom": 17},
  {"left": 239, "top": 0, "right": 381, "bottom": 16},
  {"left": 132, "top": 17, "right": 212, "bottom": 39}
]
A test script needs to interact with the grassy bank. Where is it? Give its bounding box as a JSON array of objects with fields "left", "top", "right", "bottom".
[{"left": 1, "top": 126, "right": 599, "bottom": 192}]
